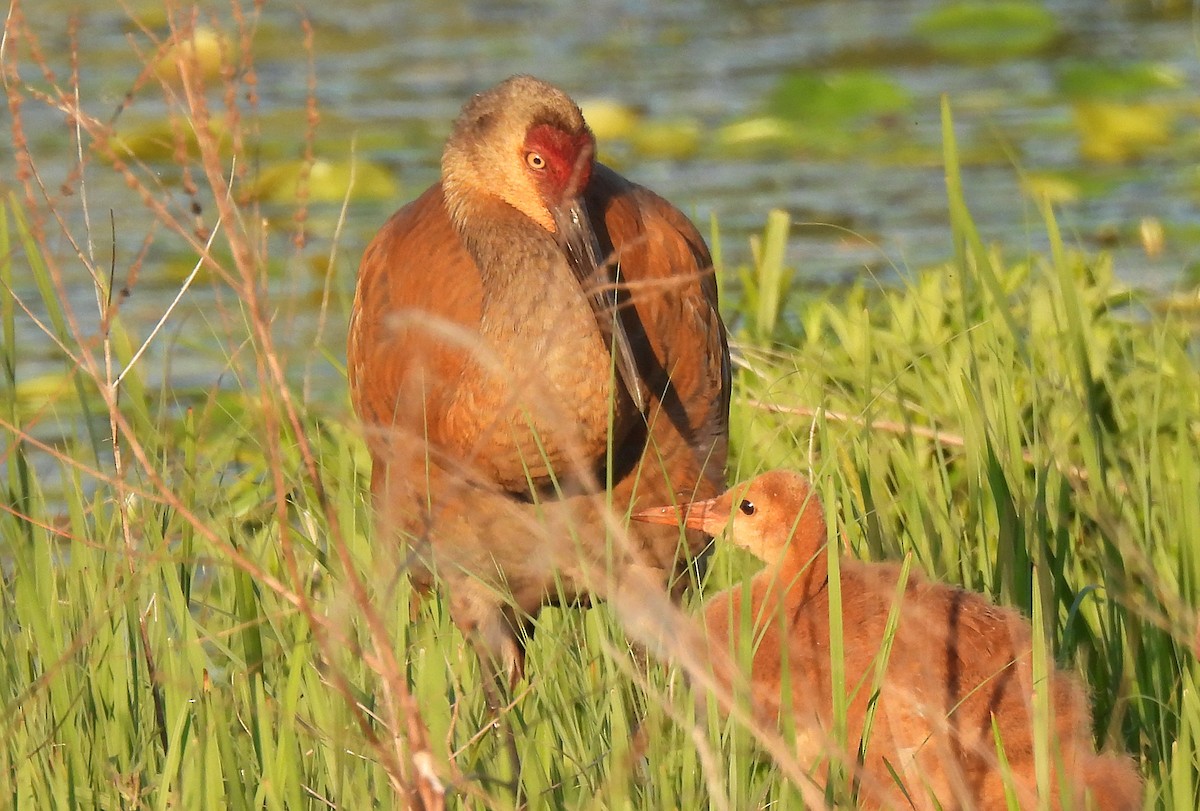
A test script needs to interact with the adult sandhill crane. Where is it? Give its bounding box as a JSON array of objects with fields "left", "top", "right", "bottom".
[
  {"left": 348, "top": 75, "right": 730, "bottom": 685},
  {"left": 634, "top": 470, "right": 1142, "bottom": 811}
]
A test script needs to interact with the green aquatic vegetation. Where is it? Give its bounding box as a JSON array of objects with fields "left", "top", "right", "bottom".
[
  {"left": 1059, "top": 62, "right": 1185, "bottom": 101},
  {"left": 766, "top": 71, "right": 912, "bottom": 127},
  {"left": 628, "top": 118, "right": 702, "bottom": 160},
  {"left": 713, "top": 70, "right": 914, "bottom": 160},
  {"left": 1072, "top": 101, "right": 1176, "bottom": 164},
  {"left": 712, "top": 115, "right": 803, "bottom": 156},
  {"left": 1059, "top": 60, "right": 1194, "bottom": 165},
  {"left": 1059, "top": 61, "right": 1198, "bottom": 166},
  {"left": 578, "top": 98, "right": 643, "bottom": 142},
  {"left": 108, "top": 116, "right": 231, "bottom": 163},
  {"left": 914, "top": 2, "right": 1060, "bottom": 62},
  {"left": 151, "top": 25, "right": 230, "bottom": 85},
  {"left": 545, "top": 99, "right": 698, "bottom": 162},
  {"left": 245, "top": 158, "right": 399, "bottom": 204}
]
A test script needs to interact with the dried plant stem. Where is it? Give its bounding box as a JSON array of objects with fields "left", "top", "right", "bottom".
[
  {"left": 745, "top": 397, "right": 1092, "bottom": 484},
  {"left": 164, "top": 6, "right": 441, "bottom": 803}
]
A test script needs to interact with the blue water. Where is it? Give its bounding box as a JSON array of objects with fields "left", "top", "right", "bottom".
[{"left": 4, "top": 0, "right": 1198, "bottom": 411}]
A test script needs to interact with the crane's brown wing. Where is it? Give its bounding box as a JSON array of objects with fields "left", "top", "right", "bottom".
[
  {"left": 348, "top": 184, "right": 483, "bottom": 469},
  {"left": 585, "top": 163, "right": 731, "bottom": 492}
]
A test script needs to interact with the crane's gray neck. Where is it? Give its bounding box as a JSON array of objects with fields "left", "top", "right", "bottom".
[{"left": 451, "top": 199, "right": 590, "bottom": 343}]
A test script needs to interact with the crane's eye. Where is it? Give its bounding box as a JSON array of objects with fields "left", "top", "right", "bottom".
[
  {"left": 525, "top": 151, "right": 546, "bottom": 170},
  {"left": 738, "top": 500, "right": 756, "bottom": 516}
]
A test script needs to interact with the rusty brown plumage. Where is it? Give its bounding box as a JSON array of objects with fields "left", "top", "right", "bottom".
[
  {"left": 348, "top": 75, "right": 730, "bottom": 683},
  {"left": 633, "top": 470, "right": 1142, "bottom": 810}
]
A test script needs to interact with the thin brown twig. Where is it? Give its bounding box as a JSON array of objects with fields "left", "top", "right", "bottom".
[
  {"left": 165, "top": 5, "right": 442, "bottom": 802},
  {"left": 743, "top": 397, "right": 1093, "bottom": 484},
  {"left": 176, "top": 21, "right": 429, "bottom": 803},
  {"left": 4, "top": 3, "right": 443, "bottom": 803}
]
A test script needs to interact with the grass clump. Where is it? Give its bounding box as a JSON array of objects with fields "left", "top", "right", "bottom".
[{"left": 720, "top": 103, "right": 1198, "bottom": 808}]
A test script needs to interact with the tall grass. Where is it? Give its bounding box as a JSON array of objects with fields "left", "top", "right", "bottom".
[
  {"left": 1, "top": 5, "right": 1197, "bottom": 809},
  {"left": 724, "top": 100, "right": 1198, "bottom": 809}
]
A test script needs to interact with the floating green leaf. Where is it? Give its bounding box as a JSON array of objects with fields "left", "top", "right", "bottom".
[
  {"left": 245, "top": 159, "right": 398, "bottom": 204},
  {"left": 1020, "top": 173, "right": 1082, "bottom": 204},
  {"left": 766, "top": 70, "right": 911, "bottom": 125},
  {"left": 579, "top": 98, "right": 642, "bottom": 142},
  {"left": 713, "top": 116, "right": 801, "bottom": 156},
  {"left": 13, "top": 371, "right": 95, "bottom": 415},
  {"left": 153, "top": 26, "right": 230, "bottom": 84},
  {"left": 915, "top": 2, "right": 1059, "bottom": 61},
  {"left": 108, "top": 117, "right": 229, "bottom": 162},
  {"left": 1072, "top": 102, "right": 1173, "bottom": 163},
  {"left": 1058, "top": 61, "right": 1184, "bottom": 100},
  {"left": 629, "top": 118, "right": 702, "bottom": 160}
]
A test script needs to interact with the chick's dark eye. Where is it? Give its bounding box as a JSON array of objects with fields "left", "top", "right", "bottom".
[
  {"left": 525, "top": 151, "right": 546, "bottom": 170},
  {"left": 738, "top": 500, "right": 756, "bottom": 516}
]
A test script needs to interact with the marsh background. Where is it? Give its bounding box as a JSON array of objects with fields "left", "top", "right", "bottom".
[
  {"left": 2, "top": 1, "right": 1199, "bottom": 808},
  {"left": 8, "top": 0, "right": 1200, "bottom": 398}
]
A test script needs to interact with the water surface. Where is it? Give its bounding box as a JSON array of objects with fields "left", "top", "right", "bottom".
[{"left": 5, "top": 0, "right": 1198, "bottom": 409}]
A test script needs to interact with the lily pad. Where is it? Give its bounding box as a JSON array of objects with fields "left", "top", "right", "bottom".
[
  {"left": 245, "top": 159, "right": 398, "bottom": 204},
  {"left": 107, "top": 117, "right": 229, "bottom": 162},
  {"left": 579, "top": 98, "right": 642, "bottom": 142},
  {"left": 1021, "top": 172, "right": 1081, "bottom": 204},
  {"left": 914, "top": 3, "right": 1059, "bottom": 62},
  {"left": 713, "top": 116, "right": 801, "bottom": 156},
  {"left": 14, "top": 371, "right": 93, "bottom": 414},
  {"left": 1073, "top": 102, "right": 1174, "bottom": 163},
  {"left": 629, "top": 118, "right": 702, "bottom": 160},
  {"left": 766, "top": 70, "right": 911, "bottom": 125},
  {"left": 1058, "top": 62, "right": 1184, "bottom": 100},
  {"left": 153, "top": 26, "right": 229, "bottom": 85}
]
